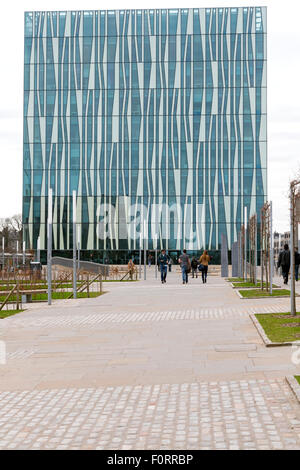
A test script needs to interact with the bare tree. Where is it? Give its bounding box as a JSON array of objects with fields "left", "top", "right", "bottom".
[{"left": 0, "top": 214, "right": 22, "bottom": 251}]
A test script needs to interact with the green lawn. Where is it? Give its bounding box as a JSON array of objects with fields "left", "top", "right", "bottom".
[
  {"left": 255, "top": 313, "right": 300, "bottom": 343},
  {"left": 233, "top": 281, "right": 279, "bottom": 288},
  {"left": 0, "top": 291, "right": 103, "bottom": 302},
  {"left": 31, "top": 291, "right": 103, "bottom": 301},
  {"left": 0, "top": 283, "right": 75, "bottom": 291},
  {"left": 239, "top": 289, "right": 291, "bottom": 299},
  {"left": 0, "top": 280, "right": 137, "bottom": 291},
  {"left": 0, "top": 309, "right": 25, "bottom": 319},
  {"left": 295, "top": 376, "right": 300, "bottom": 385},
  {"left": 227, "top": 277, "right": 245, "bottom": 282}
]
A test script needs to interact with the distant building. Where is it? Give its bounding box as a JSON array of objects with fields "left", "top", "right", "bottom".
[
  {"left": 273, "top": 231, "right": 280, "bottom": 261},
  {"left": 273, "top": 231, "right": 300, "bottom": 263}
]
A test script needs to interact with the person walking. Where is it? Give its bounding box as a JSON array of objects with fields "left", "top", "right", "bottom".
[
  {"left": 127, "top": 259, "right": 135, "bottom": 280},
  {"left": 191, "top": 257, "right": 198, "bottom": 278},
  {"left": 179, "top": 249, "right": 191, "bottom": 285},
  {"left": 168, "top": 257, "right": 173, "bottom": 272},
  {"left": 277, "top": 244, "right": 290, "bottom": 285},
  {"left": 148, "top": 254, "right": 153, "bottom": 268},
  {"left": 158, "top": 249, "right": 168, "bottom": 284},
  {"left": 295, "top": 249, "right": 300, "bottom": 281},
  {"left": 199, "top": 250, "right": 210, "bottom": 284}
]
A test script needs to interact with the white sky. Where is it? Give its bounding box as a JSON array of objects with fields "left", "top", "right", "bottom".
[{"left": 0, "top": 0, "right": 299, "bottom": 233}]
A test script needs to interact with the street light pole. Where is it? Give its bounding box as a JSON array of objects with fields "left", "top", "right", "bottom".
[
  {"left": 144, "top": 220, "right": 146, "bottom": 280},
  {"left": 2, "top": 237, "right": 4, "bottom": 271},
  {"left": 16, "top": 240, "right": 19, "bottom": 269},
  {"left": 77, "top": 225, "right": 80, "bottom": 271},
  {"left": 47, "top": 188, "right": 52, "bottom": 305},
  {"left": 23, "top": 241, "right": 25, "bottom": 266},
  {"left": 155, "top": 233, "right": 158, "bottom": 280},
  {"left": 37, "top": 236, "right": 40, "bottom": 263},
  {"left": 244, "top": 206, "right": 247, "bottom": 281},
  {"left": 270, "top": 201, "right": 273, "bottom": 295},
  {"left": 290, "top": 184, "right": 296, "bottom": 316},
  {"left": 73, "top": 190, "right": 77, "bottom": 299},
  {"left": 139, "top": 233, "right": 142, "bottom": 280},
  {"left": 254, "top": 214, "right": 257, "bottom": 286}
]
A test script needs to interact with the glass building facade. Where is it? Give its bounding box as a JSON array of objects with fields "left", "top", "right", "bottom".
[{"left": 23, "top": 7, "right": 267, "bottom": 263}]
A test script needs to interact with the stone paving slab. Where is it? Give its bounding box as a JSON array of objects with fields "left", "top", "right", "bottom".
[
  {"left": 0, "top": 379, "right": 299, "bottom": 450},
  {"left": 215, "top": 344, "right": 257, "bottom": 352}
]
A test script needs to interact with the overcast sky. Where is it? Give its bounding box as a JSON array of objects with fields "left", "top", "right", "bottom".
[{"left": 0, "top": 0, "right": 299, "bottom": 233}]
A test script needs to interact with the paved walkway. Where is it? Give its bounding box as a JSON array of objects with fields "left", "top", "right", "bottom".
[{"left": 0, "top": 271, "right": 300, "bottom": 449}]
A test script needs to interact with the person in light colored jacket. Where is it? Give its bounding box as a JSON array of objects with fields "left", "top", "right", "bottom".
[{"left": 199, "top": 250, "right": 210, "bottom": 284}]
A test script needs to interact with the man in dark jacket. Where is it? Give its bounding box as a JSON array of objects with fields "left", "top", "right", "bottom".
[
  {"left": 158, "top": 249, "right": 169, "bottom": 284},
  {"left": 277, "top": 244, "right": 290, "bottom": 284},
  {"left": 191, "top": 257, "right": 198, "bottom": 278}
]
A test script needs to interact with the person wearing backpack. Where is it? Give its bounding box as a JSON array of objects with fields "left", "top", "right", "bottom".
[
  {"left": 277, "top": 244, "right": 290, "bottom": 285},
  {"left": 179, "top": 249, "right": 191, "bottom": 285}
]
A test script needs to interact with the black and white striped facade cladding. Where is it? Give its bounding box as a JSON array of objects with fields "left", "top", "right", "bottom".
[{"left": 22, "top": 8, "right": 267, "bottom": 255}]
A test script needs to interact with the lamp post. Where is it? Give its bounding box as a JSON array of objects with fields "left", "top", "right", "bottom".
[
  {"left": 22, "top": 241, "right": 25, "bottom": 265},
  {"left": 254, "top": 214, "right": 257, "bottom": 286},
  {"left": 47, "top": 188, "right": 52, "bottom": 305},
  {"left": 77, "top": 225, "right": 80, "bottom": 271},
  {"left": 144, "top": 220, "right": 146, "bottom": 281},
  {"left": 2, "top": 237, "right": 4, "bottom": 271},
  {"left": 16, "top": 240, "right": 19, "bottom": 269},
  {"left": 73, "top": 190, "right": 77, "bottom": 299},
  {"left": 139, "top": 233, "right": 142, "bottom": 280},
  {"left": 37, "top": 236, "right": 40, "bottom": 263},
  {"left": 155, "top": 233, "right": 158, "bottom": 280},
  {"left": 289, "top": 181, "right": 300, "bottom": 316},
  {"left": 290, "top": 183, "right": 296, "bottom": 316},
  {"left": 244, "top": 206, "right": 247, "bottom": 281},
  {"left": 270, "top": 202, "right": 273, "bottom": 295}
]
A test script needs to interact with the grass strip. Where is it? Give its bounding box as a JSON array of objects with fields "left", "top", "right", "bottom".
[
  {"left": 233, "top": 281, "right": 279, "bottom": 288},
  {"left": 0, "top": 291, "right": 103, "bottom": 302},
  {"left": 0, "top": 309, "right": 25, "bottom": 319},
  {"left": 254, "top": 312, "right": 300, "bottom": 343},
  {"left": 239, "top": 289, "right": 291, "bottom": 298}
]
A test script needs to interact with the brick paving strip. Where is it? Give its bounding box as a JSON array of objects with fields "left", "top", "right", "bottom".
[{"left": 0, "top": 379, "right": 300, "bottom": 450}]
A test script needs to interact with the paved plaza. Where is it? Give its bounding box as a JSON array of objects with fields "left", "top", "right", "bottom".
[{"left": 1, "top": 270, "right": 300, "bottom": 449}]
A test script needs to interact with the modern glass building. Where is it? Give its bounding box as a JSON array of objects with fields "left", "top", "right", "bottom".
[{"left": 23, "top": 7, "right": 267, "bottom": 263}]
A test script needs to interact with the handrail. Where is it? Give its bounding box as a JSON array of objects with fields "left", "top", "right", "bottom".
[{"left": 0, "top": 285, "right": 17, "bottom": 311}]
